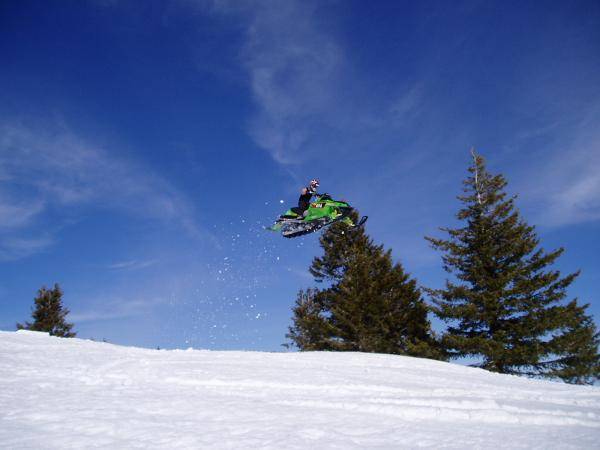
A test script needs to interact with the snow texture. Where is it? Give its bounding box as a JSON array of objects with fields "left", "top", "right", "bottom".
[{"left": 1, "top": 330, "right": 599, "bottom": 449}]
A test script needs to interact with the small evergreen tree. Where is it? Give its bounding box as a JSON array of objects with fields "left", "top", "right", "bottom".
[
  {"left": 286, "top": 288, "right": 332, "bottom": 351},
  {"left": 426, "top": 150, "right": 599, "bottom": 384},
  {"left": 17, "top": 284, "right": 76, "bottom": 337},
  {"left": 287, "top": 213, "right": 444, "bottom": 359}
]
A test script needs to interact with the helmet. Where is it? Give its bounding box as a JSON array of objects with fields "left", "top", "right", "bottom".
[{"left": 310, "top": 178, "right": 320, "bottom": 188}]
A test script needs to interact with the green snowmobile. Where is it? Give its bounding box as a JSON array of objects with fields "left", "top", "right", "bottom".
[{"left": 269, "top": 193, "right": 367, "bottom": 238}]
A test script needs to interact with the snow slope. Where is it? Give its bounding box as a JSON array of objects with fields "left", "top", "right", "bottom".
[{"left": 1, "top": 331, "right": 599, "bottom": 449}]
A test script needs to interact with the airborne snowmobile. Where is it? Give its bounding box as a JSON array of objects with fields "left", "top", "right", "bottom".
[{"left": 269, "top": 193, "right": 367, "bottom": 238}]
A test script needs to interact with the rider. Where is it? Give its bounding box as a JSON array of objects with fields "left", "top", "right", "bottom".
[{"left": 291, "top": 179, "right": 319, "bottom": 217}]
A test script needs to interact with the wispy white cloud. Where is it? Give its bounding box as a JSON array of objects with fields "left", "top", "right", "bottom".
[
  {"left": 0, "top": 235, "right": 54, "bottom": 262},
  {"left": 518, "top": 108, "right": 600, "bottom": 227},
  {"left": 389, "top": 83, "right": 426, "bottom": 124},
  {"left": 238, "top": 1, "right": 343, "bottom": 164},
  {"left": 70, "top": 296, "right": 168, "bottom": 323},
  {"left": 0, "top": 119, "right": 203, "bottom": 259},
  {"left": 538, "top": 154, "right": 600, "bottom": 227},
  {"left": 106, "top": 259, "right": 159, "bottom": 271},
  {"left": 68, "top": 310, "right": 131, "bottom": 323},
  {"left": 0, "top": 197, "right": 45, "bottom": 230},
  {"left": 203, "top": 0, "right": 424, "bottom": 166}
]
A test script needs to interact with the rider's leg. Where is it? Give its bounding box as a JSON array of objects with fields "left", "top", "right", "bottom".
[{"left": 290, "top": 207, "right": 304, "bottom": 216}]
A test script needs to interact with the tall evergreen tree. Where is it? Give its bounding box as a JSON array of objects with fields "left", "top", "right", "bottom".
[
  {"left": 17, "top": 284, "right": 76, "bottom": 338},
  {"left": 426, "top": 150, "right": 599, "bottom": 384},
  {"left": 287, "top": 213, "right": 443, "bottom": 359}
]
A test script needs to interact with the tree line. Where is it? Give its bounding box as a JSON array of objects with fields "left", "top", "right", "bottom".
[
  {"left": 16, "top": 150, "right": 599, "bottom": 385},
  {"left": 286, "top": 150, "right": 600, "bottom": 385}
]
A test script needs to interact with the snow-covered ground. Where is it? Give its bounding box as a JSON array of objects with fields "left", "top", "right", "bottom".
[{"left": 1, "top": 331, "right": 598, "bottom": 449}]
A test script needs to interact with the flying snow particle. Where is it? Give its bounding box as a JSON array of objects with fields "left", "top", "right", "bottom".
[{"left": 279, "top": 200, "right": 284, "bottom": 204}]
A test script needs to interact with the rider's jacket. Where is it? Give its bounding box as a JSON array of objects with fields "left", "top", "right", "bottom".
[{"left": 298, "top": 186, "right": 316, "bottom": 211}]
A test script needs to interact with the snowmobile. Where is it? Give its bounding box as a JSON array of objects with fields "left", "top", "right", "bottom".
[{"left": 268, "top": 193, "right": 367, "bottom": 238}]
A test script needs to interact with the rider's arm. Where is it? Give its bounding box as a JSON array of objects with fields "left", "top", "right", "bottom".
[{"left": 301, "top": 187, "right": 308, "bottom": 195}]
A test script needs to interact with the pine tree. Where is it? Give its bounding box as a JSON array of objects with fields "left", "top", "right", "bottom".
[
  {"left": 286, "top": 288, "right": 332, "bottom": 351},
  {"left": 17, "top": 284, "right": 76, "bottom": 338},
  {"left": 426, "top": 150, "right": 599, "bottom": 384},
  {"left": 287, "top": 213, "right": 444, "bottom": 359}
]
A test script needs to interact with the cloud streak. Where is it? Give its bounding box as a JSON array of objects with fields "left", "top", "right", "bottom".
[
  {"left": 0, "top": 235, "right": 54, "bottom": 262},
  {"left": 516, "top": 107, "right": 600, "bottom": 227},
  {"left": 241, "top": 2, "right": 343, "bottom": 164},
  {"left": 106, "top": 259, "right": 159, "bottom": 271},
  {"left": 0, "top": 197, "right": 45, "bottom": 230},
  {"left": 70, "top": 296, "right": 168, "bottom": 323},
  {"left": 538, "top": 144, "right": 600, "bottom": 226},
  {"left": 204, "top": 0, "right": 423, "bottom": 166},
  {"left": 0, "top": 119, "right": 203, "bottom": 259}
]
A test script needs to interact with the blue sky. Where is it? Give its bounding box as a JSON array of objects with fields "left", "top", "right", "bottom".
[{"left": 1, "top": 0, "right": 599, "bottom": 350}]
